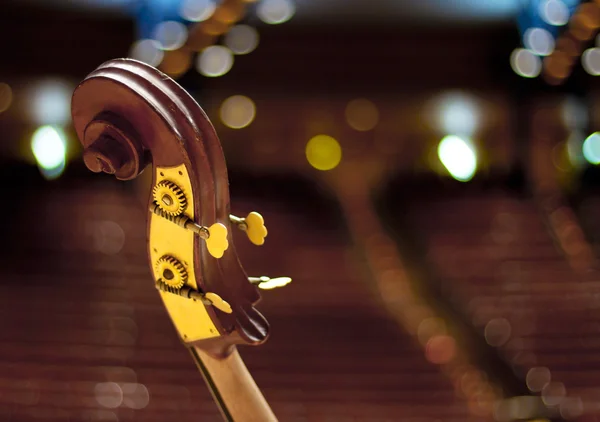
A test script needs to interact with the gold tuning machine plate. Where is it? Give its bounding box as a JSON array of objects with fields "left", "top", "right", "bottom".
[
  {"left": 230, "top": 212, "right": 268, "bottom": 246},
  {"left": 249, "top": 276, "right": 292, "bottom": 290}
]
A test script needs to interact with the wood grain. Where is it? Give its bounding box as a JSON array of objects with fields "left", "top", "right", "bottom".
[{"left": 190, "top": 347, "right": 277, "bottom": 422}]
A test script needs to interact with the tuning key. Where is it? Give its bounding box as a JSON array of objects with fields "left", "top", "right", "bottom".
[
  {"left": 249, "top": 276, "right": 292, "bottom": 290},
  {"left": 155, "top": 279, "right": 233, "bottom": 314},
  {"left": 150, "top": 203, "right": 229, "bottom": 258},
  {"left": 230, "top": 212, "right": 268, "bottom": 246}
]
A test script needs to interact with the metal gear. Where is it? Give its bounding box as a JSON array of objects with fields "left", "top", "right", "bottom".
[
  {"left": 152, "top": 180, "right": 187, "bottom": 216},
  {"left": 155, "top": 255, "right": 188, "bottom": 289}
]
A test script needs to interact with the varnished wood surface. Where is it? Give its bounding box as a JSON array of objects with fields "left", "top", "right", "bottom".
[
  {"left": 191, "top": 347, "right": 276, "bottom": 422},
  {"left": 0, "top": 172, "right": 477, "bottom": 422}
]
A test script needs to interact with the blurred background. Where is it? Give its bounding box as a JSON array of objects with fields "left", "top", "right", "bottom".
[{"left": 3, "top": 0, "right": 600, "bottom": 421}]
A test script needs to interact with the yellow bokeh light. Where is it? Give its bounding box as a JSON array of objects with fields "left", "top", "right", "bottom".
[
  {"left": 160, "top": 49, "right": 192, "bottom": 78},
  {"left": 219, "top": 95, "right": 256, "bottom": 129},
  {"left": 345, "top": 98, "right": 379, "bottom": 131},
  {"left": 0, "top": 83, "right": 13, "bottom": 113},
  {"left": 305, "top": 135, "right": 342, "bottom": 171}
]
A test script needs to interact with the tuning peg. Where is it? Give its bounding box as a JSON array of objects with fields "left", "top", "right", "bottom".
[
  {"left": 204, "top": 292, "right": 233, "bottom": 314},
  {"left": 150, "top": 203, "right": 229, "bottom": 258},
  {"left": 248, "top": 276, "right": 292, "bottom": 290},
  {"left": 201, "top": 223, "right": 229, "bottom": 259},
  {"left": 230, "top": 212, "right": 268, "bottom": 246},
  {"left": 155, "top": 279, "right": 233, "bottom": 314}
]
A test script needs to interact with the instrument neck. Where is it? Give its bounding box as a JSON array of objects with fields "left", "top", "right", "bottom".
[{"left": 189, "top": 346, "right": 277, "bottom": 422}]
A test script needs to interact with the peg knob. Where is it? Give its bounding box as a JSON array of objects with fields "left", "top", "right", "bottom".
[
  {"left": 230, "top": 212, "right": 268, "bottom": 246},
  {"left": 205, "top": 223, "right": 229, "bottom": 259}
]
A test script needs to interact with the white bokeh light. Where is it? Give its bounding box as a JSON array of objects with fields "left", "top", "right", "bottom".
[
  {"left": 220, "top": 95, "right": 256, "bottom": 129},
  {"left": 153, "top": 21, "right": 188, "bottom": 51},
  {"left": 31, "top": 125, "right": 67, "bottom": 179},
  {"left": 121, "top": 383, "right": 150, "bottom": 410},
  {"left": 524, "top": 27, "right": 555, "bottom": 56},
  {"left": 94, "top": 382, "right": 123, "bottom": 409},
  {"left": 583, "top": 132, "right": 600, "bottom": 165},
  {"left": 583, "top": 48, "right": 600, "bottom": 75},
  {"left": 196, "top": 46, "right": 234, "bottom": 77},
  {"left": 130, "top": 39, "right": 164, "bottom": 67},
  {"left": 438, "top": 135, "right": 478, "bottom": 182},
  {"left": 29, "top": 80, "right": 73, "bottom": 126},
  {"left": 435, "top": 92, "right": 481, "bottom": 137},
  {"left": 224, "top": 25, "right": 259, "bottom": 55},
  {"left": 510, "top": 48, "right": 542, "bottom": 78},
  {"left": 180, "top": 0, "right": 215, "bottom": 22},
  {"left": 539, "top": 0, "right": 569, "bottom": 26},
  {"left": 257, "top": 0, "right": 295, "bottom": 24}
]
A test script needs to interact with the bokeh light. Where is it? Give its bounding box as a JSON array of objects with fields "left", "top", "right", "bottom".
[
  {"left": 219, "top": 95, "right": 256, "bottom": 129},
  {"left": 94, "top": 382, "right": 123, "bottom": 409},
  {"left": 539, "top": 0, "right": 570, "bottom": 26},
  {"left": 92, "top": 220, "right": 126, "bottom": 255},
  {"left": 31, "top": 125, "right": 67, "bottom": 180},
  {"left": 29, "top": 80, "right": 72, "bottom": 126},
  {"left": 196, "top": 46, "right": 234, "bottom": 77},
  {"left": 541, "top": 381, "right": 566, "bottom": 406},
  {"left": 0, "top": 83, "right": 12, "bottom": 113},
  {"left": 425, "top": 335, "right": 456, "bottom": 364},
  {"left": 120, "top": 383, "right": 150, "bottom": 410},
  {"left": 524, "top": 27, "right": 555, "bottom": 56},
  {"left": 345, "top": 99, "right": 379, "bottom": 131},
  {"left": 526, "top": 367, "right": 551, "bottom": 392},
  {"left": 212, "top": 1, "right": 246, "bottom": 24},
  {"left": 435, "top": 92, "right": 480, "bottom": 137},
  {"left": 224, "top": 25, "right": 259, "bottom": 55},
  {"left": 180, "top": 0, "right": 215, "bottom": 22},
  {"left": 306, "top": 135, "right": 342, "bottom": 171},
  {"left": 160, "top": 49, "right": 192, "bottom": 78},
  {"left": 582, "top": 48, "right": 600, "bottom": 75},
  {"left": 510, "top": 48, "right": 542, "bottom": 78},
  {"left": 578, "top": 2, "right": 600, "bottom": 30},
  {"left": 484, "top": 318, "right": 511, "bottom": 346},
  {"left": 257, "top": 0, "right": 295, "bottom": 24},
  {"left": 153, "top": 21, "right": 188, "bottom": 51},
  {"left": 582, "top": 132, "right": 600, "bottom": 164},
  {"left": 130, "top": 39, "right": 164, "bottom": 67},
  {"left": 437, "top": 135, "right": 477, "bottom": 182},
  {"left": 560, "top": 397, "right": 584, "bottom": 419}
]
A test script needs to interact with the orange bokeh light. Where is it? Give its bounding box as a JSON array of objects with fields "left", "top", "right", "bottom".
[{"left": 426, "top": 335, "right": 457, "bottom": 364}]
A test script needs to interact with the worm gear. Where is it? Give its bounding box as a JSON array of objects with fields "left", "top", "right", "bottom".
[
  {"left": 155, "top": 255, "right": 188, "bottom": 289},
  {"left": 152, "top": 180, "right": 187, "bottom": 216}
]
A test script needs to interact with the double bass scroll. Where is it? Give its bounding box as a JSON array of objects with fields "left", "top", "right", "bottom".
[{"left": 71, "top": 58, "right": 290, "bottom": 422}]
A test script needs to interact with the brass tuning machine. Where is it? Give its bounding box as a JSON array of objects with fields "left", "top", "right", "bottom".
[
  {"left": 230, "top": 212, "right": 268, "bottom": 246},
  {"left": 154, "top": 255, "right": 233, "bottom": 314},
  {"left": 155, "top": 279, "right": 233, "bottom": 314},
  {"left": 150, "top": 179, "right": 229, "bottom": 259},
  {"left": 249, "top": 276, "right": 292, "bottom": 290}
]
